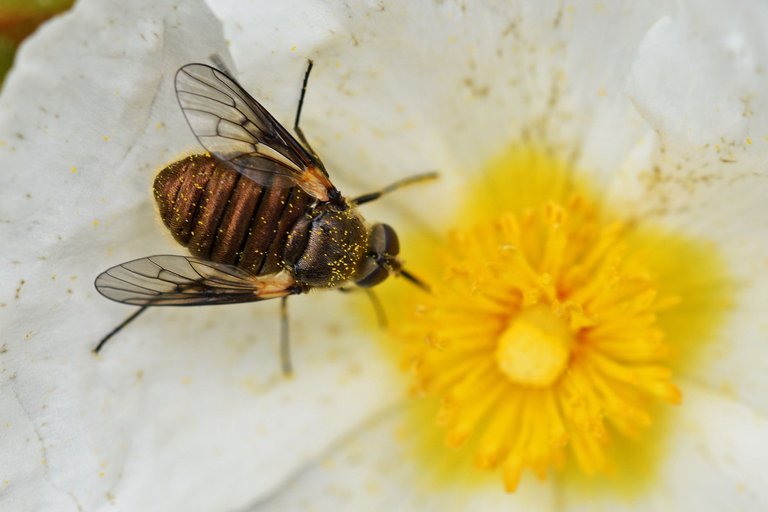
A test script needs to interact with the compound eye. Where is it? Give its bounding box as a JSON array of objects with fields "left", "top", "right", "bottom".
[
  {"left": 382, "top": 223, "right": 399, "bottom": 256},
  {"left": 370, "top": 223, "right": 400, "bottom": 256},
  {"left": 355, "top": 259, "right": 390, "bottom": 288}
]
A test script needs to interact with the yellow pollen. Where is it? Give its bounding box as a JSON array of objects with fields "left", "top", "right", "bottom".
[
  {"left": 495, "top": 306, "right": 572, "bottom": 387},
  {"left": 382, "top": 145, "right": 732, "bottom": 495},
  {"left": 399, "top": 198, "right": 687, "bottom": 491}
]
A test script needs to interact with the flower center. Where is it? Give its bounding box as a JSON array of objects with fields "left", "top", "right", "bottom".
[
  {"left": 400, "top": 197, "right": 688, "bottom": 491},
  {"left": 495, "top": 306, "right": 572, "bottom": 387},
  {"left": 387, "top": 147, "right": 731, "bottom": 494}
]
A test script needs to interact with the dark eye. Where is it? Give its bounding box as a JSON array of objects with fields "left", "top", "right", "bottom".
[
  {"left": 370, "top": 223, "right": 400, "bottom": 256},
  {"left": 355, "top": 259, "right": 390, "bottom": 288},
  {"left": 382, "top": 224, "right": 399, "bottom": 255}
]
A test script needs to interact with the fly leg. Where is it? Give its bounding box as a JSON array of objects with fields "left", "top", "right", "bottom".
[
  {"left": 352, "top": 172, "right": 438, "bottom": 205},
  {"left": 93, "top": 305, "right": 149, "bottom": 354},
  {"left": 364, "top": 289, "right": 387, "bottom": 328},
  {"left": 339, "top": 287, "right": 387, "bottom": 328},
  {"left": 278, "top": 284, "right": 311, "bottom": 376},
  {"left": 280, "top": 296, "right": 293, "bottom": 376},
  {"left": 293, "top": 60, "right": 319, "bottom": 159}
]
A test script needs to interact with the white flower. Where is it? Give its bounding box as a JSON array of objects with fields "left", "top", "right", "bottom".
[{"left": 1, "top": 0, "right": 767, "bottom": 511}]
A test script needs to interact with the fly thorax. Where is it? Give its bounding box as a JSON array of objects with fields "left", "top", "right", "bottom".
[{"left": 283, "top": 204, "right": 368, "bottom": 288}]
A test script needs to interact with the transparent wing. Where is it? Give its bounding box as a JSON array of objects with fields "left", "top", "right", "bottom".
[
  {"left": 175, "top": 63, "right": 333, "bottom": 200},
  {"left": 95, "top": 255, "right": 296, "bottom": 306}
]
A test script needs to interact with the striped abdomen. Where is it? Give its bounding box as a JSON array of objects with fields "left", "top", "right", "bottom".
[{"left": 153, "top": 154, "right": 316, "bottom": 276}]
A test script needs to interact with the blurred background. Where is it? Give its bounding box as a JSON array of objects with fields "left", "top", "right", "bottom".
[{"left": 0, "top": 0, "right": 73, "bottom": 87}]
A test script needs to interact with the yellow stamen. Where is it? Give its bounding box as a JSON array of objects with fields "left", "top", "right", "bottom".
[{"left": 382, "top": 145, "right": 732, "bottom": 494}]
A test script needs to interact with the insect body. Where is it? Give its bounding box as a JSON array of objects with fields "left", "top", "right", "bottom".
[
  {"left": 94, "top": 62, "right": 431, "bottom": 373},
  {"left": 152, "top": 153, "right": 398, "bottom": 289}
]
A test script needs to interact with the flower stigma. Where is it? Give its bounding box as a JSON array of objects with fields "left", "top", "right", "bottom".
[
  {"left": 384, "top": 146, "right": 731, "bottom": 493},
  {"left": 495, "top": 304, "right": 573, "bottom": 388}
]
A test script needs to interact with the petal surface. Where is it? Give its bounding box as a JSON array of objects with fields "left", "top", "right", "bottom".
[
  {"left": 625, "top": 0, "right": 768, "bottom": 416},
  {"left": 561, "top": 381, "right": 768, "bottom": 511},
  {"left": 247, "top": 405, "right": 555, "bottom": 512},
  {"left": 0, "top": 1, "right": 400, "bottom": 510}
]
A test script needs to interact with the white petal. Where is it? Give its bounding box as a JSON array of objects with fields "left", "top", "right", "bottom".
[
  {"left": 210, "top": 0, "right": 673, "bottom": 226},
  {"left": 4, "top": 0, "right": 767, "bottom": 510},
  {"left": 247, "top": 405, "right": 555, "bottom": 512},
  {"left": 624, "top": 0, "right": 768, "bottom": 416},
  {"left": 627, "top": 1, "right": 768, "bottom": 153},
  {"left": 561, "top": 381, "right": 768, "bottom": 511},
  {"left": 0, "top": 0, "right": 400, "bottom": 510}
]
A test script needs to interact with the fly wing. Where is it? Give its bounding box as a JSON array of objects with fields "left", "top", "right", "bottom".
[
  {"left": 175, "top": 63, "right": 334, "bottom": 201},
  {"left": 95, "top": 255, "right": 297, "bottom": 306}
]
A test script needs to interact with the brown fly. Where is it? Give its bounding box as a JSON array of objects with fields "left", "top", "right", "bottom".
[{"left": 94, "top": 61, "right": 434, "bottom": 374}]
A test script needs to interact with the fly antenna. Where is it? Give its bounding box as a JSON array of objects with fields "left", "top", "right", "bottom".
[{"left": 399, "top": 269, "right": 431, "bottom": 293}]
